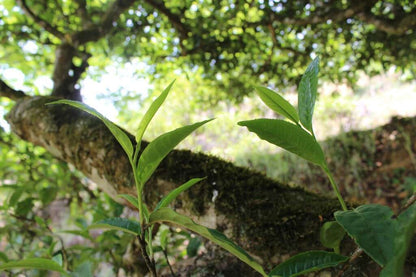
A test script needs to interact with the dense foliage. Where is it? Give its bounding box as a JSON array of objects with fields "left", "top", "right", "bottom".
[{"left": 1, "top": 0, "right": 416, "bottom": 101}]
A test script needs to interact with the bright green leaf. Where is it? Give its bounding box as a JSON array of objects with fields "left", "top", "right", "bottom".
[
  {"left": 380, "top": 203, "right": 416, "bottom": 277},
  {"left": 51, "top": 253, "right": 63, "bottom": 267},
  {"left": 149, "top": 207, "right": 267, "bottom": 277},
  {"left": 155, "top": 177, "right": 206, "bottom": 211},
  {"left": 0, "top": 258, "right": 67, "bottom": 274},
  {"left": 268, "top": 251, "right": 348, "bottom": 277},
  {"left": 255, "top": 86, "right": 299, "bottom": 124},
  {"left": 48, "top": 100, "right": 134, "bottom": 159},
  {"left": 320, "top": 221, "right": 345, "bottom": 253},
  {"left": 335, "top": 204, "right": 395, "bottom": 266},
  {"left": 136, "top": 80, "right": 175, "bottom": 146},
  {"left": 70, "top": 261, "right": 93, "bottom": 277},
  {"left": 298, "top": 57, "right": 319, "bottom": 133},
  {"left": 118, "top": 194, "right": 139, "bottom": 210},
  {"left": 88, "top": 217, "right": 141, "bottom": 236},
  {"left": 238, "top": 119, "right": 325, "bottom": 166},
  {"left": 137, "top": 119, "right": 214, "bottom": 187}
]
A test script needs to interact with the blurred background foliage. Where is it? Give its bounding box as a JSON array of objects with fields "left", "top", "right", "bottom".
[{"left": 1, "top": 0, "right": 416, "bottom": 275}]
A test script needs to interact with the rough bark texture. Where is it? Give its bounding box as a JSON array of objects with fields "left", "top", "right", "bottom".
[{"left": 6, "top": 96, "right": 343, "bottom": 271}]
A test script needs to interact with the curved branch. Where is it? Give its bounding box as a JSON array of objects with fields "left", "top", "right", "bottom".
[
  {"left": 17, "top": 0, "right": 65, "bottom": 40},
  {"left": 71, "top": 0, "right": 137, "bottom": 46},
  {"left": 0, "top": 79, "right": 27, "bottom": 100},
  {"left": 357, "top": 12, "right": 416, "bottom": 35},
  {"left": 143, "top": 0, "right": 189, "bottom": 39}
]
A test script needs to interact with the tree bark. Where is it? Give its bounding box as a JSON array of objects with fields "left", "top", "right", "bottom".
[{"left": 6, "top": 96, "right": 343, "bottom": 270}]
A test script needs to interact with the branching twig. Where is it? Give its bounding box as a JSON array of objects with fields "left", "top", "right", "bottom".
[
  {"left": 17, "top": 0, "right": 65, "bottom": 40},
  {"left": 0, "top": 79, "right": 27, "bottom": 100},
  {"left": 71, "top": 0, "right": 137, "bottom": 45},
  {"left": 162, "top": 248, "right": 177, "bottom": 277}
]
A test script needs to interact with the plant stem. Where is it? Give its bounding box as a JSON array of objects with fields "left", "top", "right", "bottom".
[
  {"left": 163, "top": 248, "right": 177, "bottom": 277},
  {"left": 323, "top": 165, "right": 348, "bottom": 211},
  {"left": 138, "top": 235, "right": 157, "bottom": 277}
]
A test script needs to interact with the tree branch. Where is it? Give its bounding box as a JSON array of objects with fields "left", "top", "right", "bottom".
[
  {"left": 143, "top": 0, "right": 189, "bottom": 39},
  {"left": 6, "top": 96, "right": 342, "bottom": 267},
  {"left": 17, "top": 0, "right": 65, "bottom": 40},
  {"left": 71, "top": 0, "right": 137, "bottom": 46},
  {"left": 0, "top": 79, "right": 27, "bottom": 100},
  {"left": 263, "top": 0, "right": 376, "bottom": 26},
  {"left": 357, "top": 12, "right": 416, "bottom": 35}
]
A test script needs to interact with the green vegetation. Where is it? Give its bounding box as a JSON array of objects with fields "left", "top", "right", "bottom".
[{"left": 1, "top": 0, "right": 416, "bottom": 276}]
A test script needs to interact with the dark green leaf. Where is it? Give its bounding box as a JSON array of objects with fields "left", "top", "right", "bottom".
[
  {"left": 298, "top": 57, "right": 319, "bottom": 133},
  {"left": 320, "top": 221, "right": 345, "bottom": 253},
  {"left": 187, "top": 237, "right": 201, "bottom": 257},
  {"left": 335, "top": 204, "right": 395, "bottom": 266},
  {"left": 48, "top": 100, "right": 134, "bottom": 159},
  {"left": 269, "top": 251, "right": 348, "bottom": 277},
  {"left": 0, "top": 258, "right": 67, "bottom": 274},
  {"left": 380, "top": 203, "right": 416, "bottom": 276},
  {"left": 88, "top": 217, "right": 141, "bottom": 236},
  {"left": 137, "top": 119, "right": 214, "bottom": 187},
  {"left": 238, "top": 119, "right": 325, "bottom": 166},
  {"left": 155, "top": 177, "right": 205, "bottom": 211},
  {"left": 255, "top": 86, "right": 299, "bottom": 124},
  {"left": 136, "top": 81, "right": 174, "bottom": 146},
  {"left": 149, "top": 207, "right": 267, "bottom": 276}
]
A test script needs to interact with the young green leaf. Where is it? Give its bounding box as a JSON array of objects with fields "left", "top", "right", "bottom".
[
  {"left": 238, "top": 119, "right": 325, "bottom": 166},
  {"left": 255, "top": 86, "right": 299, "bottom": 124},
  {"left": 0, "top": 258, "right": 68, "bottom": 275},
  {"left": 335, "top": 204, "right": 395, "bottom": 266},
  {"left": 155, "top": 177, "right": 206, "bottom": 211},
  {"left": 159, "top": 228, "right": 170, "bottom": 250},
  {"left": 298, "top": 57, "right": 319, "bottom": 133},
  {"left": 137, "top": 119, "right": 214, "bottom": 187},
  {"left": 268, "top": 251, "right": 348, "bottom": 277},
  {"left": 136, "top": 80, "right": 175, "bottom": 146},
  {"left": 149, "top": 207, "right": 267, "bottom": 277},
  {"left": 118, "top": 194, "right": 140, "bottom": 210},
  {"left": 320, "top": 221, "right": 345, "bottom": 253},
  {"left": 88, "top": 217, "right": 141, "bottom": 236},
  {"left": 48, "top": 100, "right": 134, "bottom": 159},
  {"left": 380, "top": 203, "right": 416, "bottom": 277}
]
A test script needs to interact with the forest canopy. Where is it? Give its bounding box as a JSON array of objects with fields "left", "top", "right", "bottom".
[{"left": 1, "top": 0, "right": 416, "bottom": 102}]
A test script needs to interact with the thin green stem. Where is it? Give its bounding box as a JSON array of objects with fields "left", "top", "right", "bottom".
[
  {"left": 322, "top": 165, "right": 348, "bottom": 211},
  {"left": 130, "top": 151, "right": 145, "bottom": 227}
]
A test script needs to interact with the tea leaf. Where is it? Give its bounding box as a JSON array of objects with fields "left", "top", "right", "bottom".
[
  {"left": 269, "top": 251, "right": 348, "bottom": 277},
  {"left": 136, "top": 81, "right": 174, "bottom": 147},
  {"left": 320, "top": 221, "right": 345, "bottom": 253},
  {"left": 137, "top": 119, "right": 214, "bottom": 188},
  {"left": 88, "top": 217, "right": 141, "bottom": 236},
  {"left": 0, "top": 258, "right": 67, "bottom": 274},
  {"left": 335, "top": 204, "right": 395, "bottom": 266},
  {"left": 238, "top": 119, "right": 325, "bottom": 166},
  {"left": 118, "top": 194, "right": 140, "bottom": 210},
  {"left": 155, "top": 177, "right": 205, "bottom": 211},
  {"left": 298, "top": 57, "right": 319, "bottom": 133},
  {"left": 255, "top": 86, "right": 299, "bottom": 124},
  {"left": 149, "top": 207, "right": 267, "bottom": 277},
  {"left": 48, "top": 100, "right": 134, "bottom": 159},
  {"left": 380, "top": 203, "right": 416, "bottom": 276}
]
